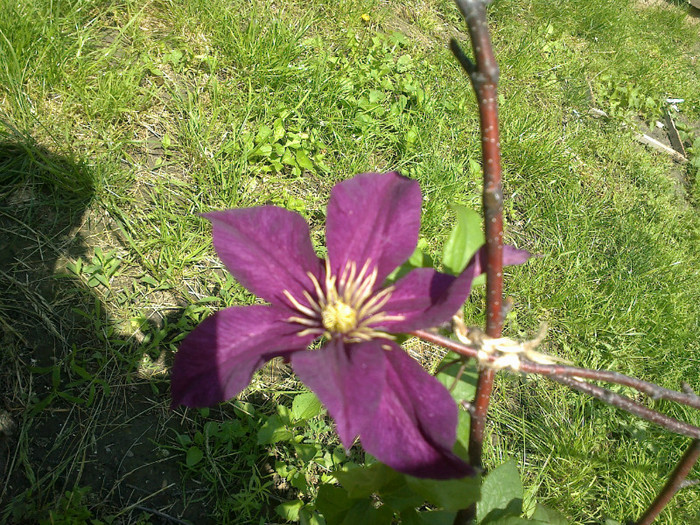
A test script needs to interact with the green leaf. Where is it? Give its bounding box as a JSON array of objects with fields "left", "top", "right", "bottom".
[
  {"left": 454, "top": 407, "right": 471, "bottom": 459},
  {"left": 483, "top": 518, "right": 537, "bottom": 525},
  {"left": 442, "top": 205, "right": 485, "bottom": 275},
  {"left": 379, "top": 476, "right": 425, "bottom": 512},
  {"left": 530, "top": 503, "right": 569, "bottom": 524},
  {"left": 253, "top": 143, "right": 273, "bottom": 158},
  {"left": 342, "top": 499, "right": 394, "bottom": 525},
  {"left": 295, "top": 149, "right": 314, "bottom": 170},
  {"left": 436, "top": 352, "right": 479, "bottom": 403},
  {"left": 401, "top": 509, "right": 457, "bottom": 525},
  {"left": 334, "top": 463, "right": 401, "bottom": 499},
  {"left": 386, "top": 239, "right": 434, "bottom": 282},
  {"left": 300, "top": 507, "right": 325, "bottom": 525},
  {"left": 290, "top": 470, "right": 309, "bottom": 491},
  {"left": 255, "top": 125, "right": 273, "bottom": 144},
  {"left": 29, "top": 394, "right": 55, "bottom": 415},
  {"left": 276, "top": 500, "right": 304, "bottom": 521},
  {"left": 281, "top": 148, "right": 296, "bottom": 166},
  {"left": 396, "top": 55, "right": 413, "bottom": 73},
  {"left": 406, "top": 475, "right": 481, "bottom": 512},
  {"left": 176, "top": 434, "right": 192, "bottom": 447},
  {"left": 57, "top": 391, "right": 85, "bottom": 405},
  {"left": 368, "top": 89, "right": 384, "bottom": 103},
  {"left": 477, "top": 460, "right": 523, "bottom": 524},
  {"left": 257, "top": 414, "right": 293, "bottom": 445},
  {"left": 292, "top": 392, "right": 323, "bottom": 422},
  {"left": 294, "top": 443, "right": 322, "bottom": 463},
  {"left": 185, "top": 446, "right": 203, "bottom": 467},
  {"left": 315, "top": 485, "right": 353, "bottom": 523},
  {"left": 273, "top": 118, "right": 286, "bottom": 142},
  {"left": 140, "top": 274, "right": 159, "bottom": 287}
]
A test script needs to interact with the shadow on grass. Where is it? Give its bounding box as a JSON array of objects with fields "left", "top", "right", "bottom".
[{"left": 0, "top": 128, "right": 281, "bottom": 524}]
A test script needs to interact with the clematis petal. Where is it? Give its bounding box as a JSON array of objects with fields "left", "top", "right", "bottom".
[
  {"left": 291, "top": 339, "right": 386, "bottom": 447},
  {"left": 378, "top": 244, "right": 532, "bottom": 333},
  {"left": 376, "top": 266, "right": 477, "bottom": 333},
  {"left": 470, "top": 244, "right": 533, "bottom": 277},
  {"left": 326, "top": 172, "right": 421, "bottom": 286},
  {"left": 359, "top": 343, "right": 474, "bottom": 479},
  {"left": 171, "top": 305, "right": 316, "bottom": 408},
  {"left": 205, "top": 207, "right": 323, "bottom": 305}
]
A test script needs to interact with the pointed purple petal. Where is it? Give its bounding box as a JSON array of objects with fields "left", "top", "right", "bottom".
[
  {"left": 205, "top": 207, "right": 323, "bottom": 305},
  {"left": 326, "top": 172, "right": 421, "bottom": 285},
  {"left": 377, "top": 266, "right": 477, "bottom": 333},
  {"left": 377, "top": 244, "right": 532, "bottom": 333},
  {"left": 291, "top": 339, "right": 386, "bottom": 446},
  {"left": 171, "top": 305, "right": 315, "bottom": 408},
  {"left": 360, "top": 344, "right": 474, "bottom": 479},
  {"left": 470, "top": 244, "right": 532, "bottom": 277}
]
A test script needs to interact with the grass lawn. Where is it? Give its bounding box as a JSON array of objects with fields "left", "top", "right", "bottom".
[{"left": 1, "top": 0, "right": 699, "bottom": 523}]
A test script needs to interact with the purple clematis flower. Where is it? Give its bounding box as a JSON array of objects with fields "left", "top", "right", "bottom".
[{"left": 171, "top": 172, "right": 530, "bottom": 479}]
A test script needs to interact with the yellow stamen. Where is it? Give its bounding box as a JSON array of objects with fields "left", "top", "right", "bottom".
[
  {"left": 282, "top": 257, "right": 405, "bottom": 342},
  {"left": 321, "top": 300, "right": 357, "bottom": 333},
  {"left": 283, "top": 290, "right": 316, "bottom": 317}
]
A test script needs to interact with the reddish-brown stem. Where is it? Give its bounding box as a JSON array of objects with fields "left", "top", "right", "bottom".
[
  {"left": 451, "top": 2, "right": 504, "bottom": 522},
  {"left": 452, "top": 0, "right": 503, "bottom": 475},
  {"left": 635, "top": 439, "right": 700, "bottom": 525},
  {"left": 412, "top": 329, "right": 700, "bottom": 439}
]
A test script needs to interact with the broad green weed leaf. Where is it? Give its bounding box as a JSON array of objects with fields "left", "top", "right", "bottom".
[
  {"left": 292, "top": 392, "right": 323, "bottom": 421},
  {"left": 185, "top": 446, "right": 203, "bottom": 467},
  {"left": 273, "top": 119, "right": 286, "bottom": 142},
  {"left": 255, "top": 143, "right": 272, "bottom": 158},
  {"left": 436, "top": 352, "right": 479, "bottom": 403},
  {"left": 478, "top": 460, "right": 523, "bottom": 523},
  {"left": 294, "top": 443, "right": 322, "bottom": 463},
  {"left": 442, "top": 205, "right": 485, "bottom": 275},
  {"left": 276, "top": 500, "right": 304, "bottom": 521},
  {"left": 404, "top": 509, "right": 459, "bottom": 525},
  {"left": 315, "top": 485, "right": 353, "bottom": 523},
  {"left": 334, "top": 463, "right": 400, "bottom": 499},
  {"left": 255, "top": 125, "right": 273, "bottom": 144},
  {"left": 406, "top": 475, "right": 480, "bottom": 512},
  {"left": 300, "top": 506, "right": 325, "bottom": 525},
  {"left": 483, "top": 517, "right": 540, "bottom": 525},
  {"left": 295, "top": 149, "right": 314, "bottom": 170},
  {"left": 376, "top": 474, "right": 424, "bottom": 512},
  {"left": 257, "top": 414, "right": 293, "bottom": 445},
  {"left": 454, "top": 408, "right": 471, "bottom": 459},
  {"left": 369, "top": 89, "right": 383, "bottom": 103},
  {"left": 530, "top": 503, "right": 569, "bottom": 524},
  {"left": 399, "top": 509, "right": 425, "bottom": 525},
  {"left": 342, "top": 499, "right": 394, "bottom": 525}
]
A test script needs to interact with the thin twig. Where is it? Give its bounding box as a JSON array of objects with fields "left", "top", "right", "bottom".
[
  {"left": 411, "top": 329, "right": 700, "bottom": 439},
  {"left": 550, "top": 376, "right": 700, "bottom": 439},
  {"left": 635, "top": 439, "right": 700, "bottom": 525},
  {"left": 519, "top": 362, "right": 700, "bottom": 410}
]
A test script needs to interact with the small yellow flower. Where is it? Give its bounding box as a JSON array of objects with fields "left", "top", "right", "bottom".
[{"left": 361, "top": 13, "right": 370, "bottom": 24}]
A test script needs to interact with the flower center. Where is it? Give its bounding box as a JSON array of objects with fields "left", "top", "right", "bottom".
[
  {"left": 321, "top": 300, "right": 357, "bottom": 333},
  {"left": 282, "top": 258, "right": 404, "bottom": 343}
]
